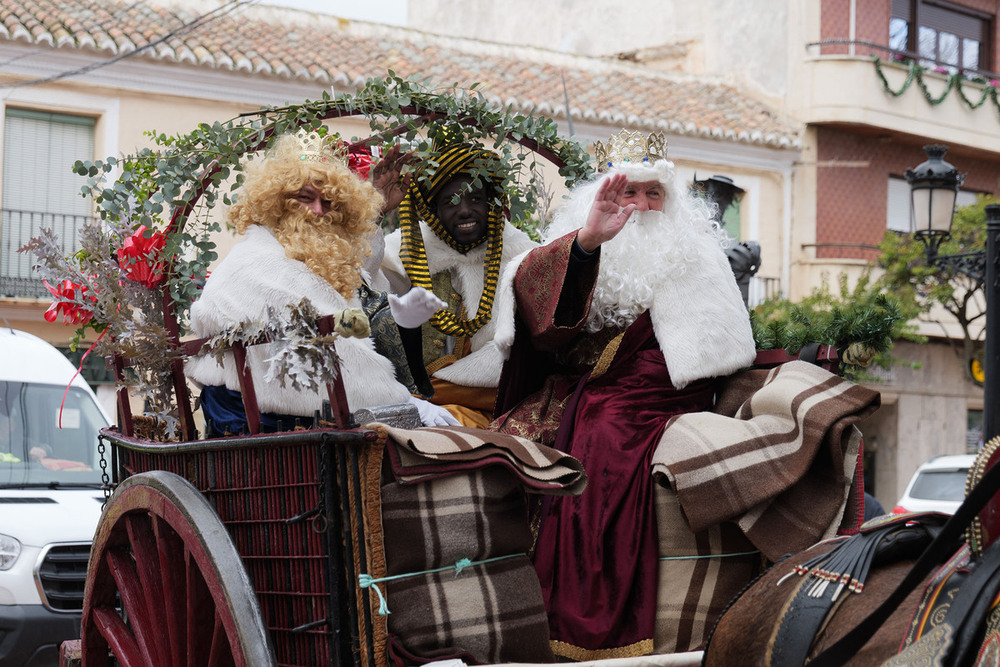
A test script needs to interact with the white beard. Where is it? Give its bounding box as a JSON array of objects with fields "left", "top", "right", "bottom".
[
  {"left": 539, "top": 171, "right": 756, "bottom": 388},
  {"left": 586, "top": 209, "right": 714, "bottom": 333}
]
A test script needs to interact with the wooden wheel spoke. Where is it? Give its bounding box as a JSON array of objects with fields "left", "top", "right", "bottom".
[
  {"left": 208, "top": 615, "right": 236, "bottom": 667},
  {"left": 186, "top": 543, "right": 216, "bottom": 665},
  {"left": 153, "top": 513, "right": 188, "bottom": 667},
  {"left": 92, "top": 606, "right": 144, "bottom": 666},
  {"left": 105, "top": 546, "right": 158, "bottom": 666},
  {"left": 125, "top": 512, "right": 171, "bottom": 667}
]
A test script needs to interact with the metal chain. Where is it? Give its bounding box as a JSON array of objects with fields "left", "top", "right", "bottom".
[
  {"left": 312, "top": 437, "right": 330, "bottom": 534},
  {"left": 97, "top": 435, "right": 112, "bottom": 509}
]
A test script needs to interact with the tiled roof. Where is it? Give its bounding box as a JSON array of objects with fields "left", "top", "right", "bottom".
[{"left": 0, "top": 0, "right": 801, "bottom": 149}]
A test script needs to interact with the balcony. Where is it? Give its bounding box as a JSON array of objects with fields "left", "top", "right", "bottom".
[
  {"left": 0, "top": 209, "right": 93, "bottom": 299},
  {"left": 798, "top": 41, "right": 1000, "bottom": 153},
  {"left": 748, "top": 276, "right": 781, "bottom": 307}
]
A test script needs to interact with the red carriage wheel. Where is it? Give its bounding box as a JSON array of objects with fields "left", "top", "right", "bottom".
[{"left": 81, "top": 471, "right": 276, "bottom": 667}]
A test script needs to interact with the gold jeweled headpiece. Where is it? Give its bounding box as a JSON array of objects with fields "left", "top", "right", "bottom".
[
  {"left": 291, "top": 128, "right": 349, "bottom": 165},
  {"left": 592, "top": 130, "right": 667, "bottom": 173}
]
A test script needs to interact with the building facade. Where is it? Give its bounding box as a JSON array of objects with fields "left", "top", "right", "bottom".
[
  {"left": 1, "top": 0, "right": 997, "bottom": 504},
  {"left": 407, "top": 0, "right": 1000, "bottom": 506}
]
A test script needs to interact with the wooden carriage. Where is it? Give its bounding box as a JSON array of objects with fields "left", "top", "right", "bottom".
[
  {"left": 87, "top": 408, "right": 393, "bottom": 666},
  {"left": 67, "top": 85, "right": 875, "bottom": 667},
  {"left": 74, "top": 93, "right": 614, "bottom": 666}
]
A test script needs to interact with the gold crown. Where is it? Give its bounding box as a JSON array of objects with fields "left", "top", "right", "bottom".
[
  {"left": 592, "top": 130, "right": 667, "bottom": 172},
  {"left": 291, "top": 129, "right": 349, "bottom": 165}
]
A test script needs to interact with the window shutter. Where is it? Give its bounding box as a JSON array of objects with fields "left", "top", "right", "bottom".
[{"left": 2, "top": 109, "right": 96, "bottom": 293}]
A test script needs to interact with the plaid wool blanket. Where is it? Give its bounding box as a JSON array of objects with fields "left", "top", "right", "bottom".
[
  {"left": 377, "top": 423, "right": 587, "bottom": 495},
  {"left": 651, "top": 360, "right": 880, "bottom": 561},
  {"left": 653, "top": 484, "right": 763, "bottom": 653},
  {"left": 352, "top": 425, "right": 589, "bottom": 665},
  {"left": 380, "top": 468, "right": 554, "bottom": 664}
]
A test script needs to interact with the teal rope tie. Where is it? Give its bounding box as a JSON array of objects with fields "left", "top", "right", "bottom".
[
  {"left": 358, "top": 554, "right": 523, "bottom": 616},
  {"left": 659, "top": 549, "right": 760, "bottom": 561}
]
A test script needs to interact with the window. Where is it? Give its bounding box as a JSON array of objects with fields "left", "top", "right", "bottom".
[
  {"left": 1, "top": 108, "right": 95, "bottom": 297},
  {"left": 890, "top": 0, "right": 991, "bottom": 74},
  {"left": 886, "top": 176, "right": 978, "bottom": 232},
  {"left": 0, "top": 381, "right": 105, "bottom": 484},
  {"left": 968, "top": 408, "right": 983, "bottom": 453}
]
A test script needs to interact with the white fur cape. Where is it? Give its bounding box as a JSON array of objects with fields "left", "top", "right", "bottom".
[
  {"left": 489, "top": 232, "right": 757, "bottom": 390},
  {"left": 186, "top": 225, "right": 412, "bottom": 416},
  {"left": 643, "top": 229, "right": 757, "bottom": 388},
  {"left": 381, "top": 221, "right": 538, "bottom": 388}
]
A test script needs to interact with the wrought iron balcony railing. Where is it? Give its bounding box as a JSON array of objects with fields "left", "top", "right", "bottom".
[
  {"left": 748, "top": 276, "right": 781, "bottom": 307},
  {"left": 806, "top": 39, "right": 1000, "bottom": 83},
  {"left": 0, "top": 209, "right": 96, "bottom": 299}
]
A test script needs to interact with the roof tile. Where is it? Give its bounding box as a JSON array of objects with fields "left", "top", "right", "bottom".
[{"left": 1, "top": 0, "right": 801, "bottom": 149}]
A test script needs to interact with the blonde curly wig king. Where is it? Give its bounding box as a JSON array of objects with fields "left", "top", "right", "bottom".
[{"left": 228, "top": 133, "right": 384, "bottom": 298}]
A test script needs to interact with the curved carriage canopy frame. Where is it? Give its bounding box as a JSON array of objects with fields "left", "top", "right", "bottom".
[{"left": 122, "top": 101, "right": 579, "bottom": 442}]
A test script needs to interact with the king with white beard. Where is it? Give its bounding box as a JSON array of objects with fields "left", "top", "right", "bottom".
[{"left": 491, "top": 130, "right": 756, "bottom": 660}]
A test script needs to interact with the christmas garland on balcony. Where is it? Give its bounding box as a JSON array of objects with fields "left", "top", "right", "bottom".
[{"left": 872, "top": 56, "right": 1000, "bottom": 112}]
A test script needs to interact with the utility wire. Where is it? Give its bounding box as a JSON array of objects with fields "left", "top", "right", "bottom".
[
  {"left": 0, "top": 0, "right": 149, "bottom": 69},
  {"left": 0, "top": 0, "right": 258, "bottom": 90},
  {"left": 560, "top": 71, "right": 575, "bottom": 136}
]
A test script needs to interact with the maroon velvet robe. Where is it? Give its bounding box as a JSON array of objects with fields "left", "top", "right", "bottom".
[{"left": 493, "top": 233, "right": 717, "bottom": 660}]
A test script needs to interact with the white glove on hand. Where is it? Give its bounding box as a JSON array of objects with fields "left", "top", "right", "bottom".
[
  {"left": 388, "top": 287, "right": 448, "bottom": 329},
  {"left": 407, "top": 395, "right": 461, "bottom": 427}
]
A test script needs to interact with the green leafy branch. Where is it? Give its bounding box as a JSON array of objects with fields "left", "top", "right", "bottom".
[
  {"left": 751, "top": 271, "right": 918, "bottom": 378},
  {"left": 34, "top": 73, "right": 592, "bottom": 425}
]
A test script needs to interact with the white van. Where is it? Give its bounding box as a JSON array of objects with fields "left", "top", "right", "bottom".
[{"left": 0, "top": 328, "right": 111, "bottom": 666}]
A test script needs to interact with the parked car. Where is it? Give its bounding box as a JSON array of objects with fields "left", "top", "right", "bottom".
[
  {"left": 0, "top": 328, "right": 111, "bottom": 666},
  {"left": 892, "top": 454, "right": 976, "bottom": 515}
]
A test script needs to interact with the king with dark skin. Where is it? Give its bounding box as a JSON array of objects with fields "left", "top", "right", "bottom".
[
  {"left": 377, "top": 143, "right": 541, "bottom": 427},
  {"left": 433, "top": 176, "right": 490, "bottom": 246}
]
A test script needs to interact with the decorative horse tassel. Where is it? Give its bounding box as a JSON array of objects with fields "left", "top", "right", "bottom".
[{"left": 767, "top": 513, "right": 945, "bottom": 667}]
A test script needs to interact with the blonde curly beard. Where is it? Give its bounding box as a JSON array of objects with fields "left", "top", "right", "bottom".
[
  {"left": 271, "top": 204, "right": 372, "bottom": 299},
  {"left": 228, "top": 137, "right": 383, "bottom": 299}
]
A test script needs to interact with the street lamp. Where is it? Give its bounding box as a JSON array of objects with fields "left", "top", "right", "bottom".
[
  {"left": 907, "top": 145, "right": 966, "bottom": 264},
  {"left": 905, "top": 144, "right": 1000, "bottom": 442},
  {"left": 693, "top": 174, "right": 746, "bottom": 219}
]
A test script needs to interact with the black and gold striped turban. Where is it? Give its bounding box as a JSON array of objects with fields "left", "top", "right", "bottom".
[{"left": 397, "top": 143, "right": 508, "bottom": 338}]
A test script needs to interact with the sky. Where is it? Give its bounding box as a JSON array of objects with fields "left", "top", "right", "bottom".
[{"left": 260, "top": 0, "right": 407, "bottom": 25}]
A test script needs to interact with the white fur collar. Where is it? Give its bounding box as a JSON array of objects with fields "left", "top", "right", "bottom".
[
  {"left": 186, "top": 225, "right": 411, "bottom": 415},
  {"left": 647, "top": 233, "right": 757, "bottom": 388},
  {"left": 491, "top": 234, "right": 756, "bottom": 389},
  {"left": 381, "top": 222, "right": 538, "bottom": 387}
]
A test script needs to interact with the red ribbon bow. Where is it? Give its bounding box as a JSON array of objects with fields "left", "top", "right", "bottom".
[
  {"left": 43, "top": 279, "right": 96, "bottom": 325},
  {"left": 117, "top": 225, "right": 167, "bottom": 288}
]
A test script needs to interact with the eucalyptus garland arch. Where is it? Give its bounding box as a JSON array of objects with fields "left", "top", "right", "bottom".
[{"left": 27, "top": 74, "right": 594, "bottom": 434}]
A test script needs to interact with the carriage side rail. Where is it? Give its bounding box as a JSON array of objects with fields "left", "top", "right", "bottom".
[{"left": 110, "top": 312, "right": 354, "bottom": 440}]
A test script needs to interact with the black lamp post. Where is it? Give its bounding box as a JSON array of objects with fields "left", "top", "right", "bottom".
[
  {"left": 906, "top": 144, "right": 1000, "bottom": 442},
  {"left": 693, "top": 174, "right": 746, "bottom": 219}
]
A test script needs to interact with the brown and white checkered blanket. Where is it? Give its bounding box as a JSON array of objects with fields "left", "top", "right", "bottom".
[
  {"left": 377, "top": 423, "right": 587, "bottom": 495},
  {"left": 352, "top": 425, "right": 589, "bottom": 665},
  {"left": 653, "top": 483, "right": 763, "bottom": 654},
  {"left": 379, "top": 466, "right": 555, "bottom": 664},
  {"left": 652, "top": 360, "right": 880, "bottom": 562}
]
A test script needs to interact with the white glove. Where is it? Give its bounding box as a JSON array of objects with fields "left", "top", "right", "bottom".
[
  {"left": 388, "top": 287, "right": 448, "bottom": 329},
  {"left": 407, "top": 395, "right": 461, "bottom": 426}
]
